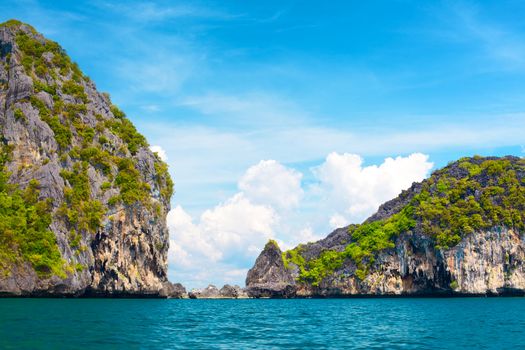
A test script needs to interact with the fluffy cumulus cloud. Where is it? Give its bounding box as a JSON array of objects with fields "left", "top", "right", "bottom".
[
  {"left": 167, "top": 161, "right": 303, "bottom": 287},
  {"left": 239, "top": 160, "right": 303, "bottom": 210},
  {"left": 150, "top": 145, "right": 168, "bottom": 161},
  {"left": 168, "top": 153, "right": 434, "bottom": 288},
  {"left": 314, "top": 152, "right": 433, "bottom": 226},
  {"left": 168, "top": 195, "right": 277, "bottom": 265}
]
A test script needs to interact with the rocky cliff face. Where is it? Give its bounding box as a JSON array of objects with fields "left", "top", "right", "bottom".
[
  {"left": 245, "top": 240, "right": 297, "bottom": 298},
  {"left": 0, "top": 20, "right": 173, "bottom": 296},
  {"left": 246, "top": 156, "right": 525, "bottom": 297}
]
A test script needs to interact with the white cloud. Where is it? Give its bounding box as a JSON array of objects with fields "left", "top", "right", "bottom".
[
  {"left": 239, "top": 160, "right": 303, "bottom": 210},
  {"left": 167, "top": 206, "right": 222, "bottom": 263},
  {"left": 117, "top": 53, "right": 194, "bottom": 93},
  {"left": 141, "top": 104, "right": 161, "bottom": 112},
  {"left": 431, "top": 2, "right": 525, "bottom": 71},
  {"left": 167, "top": 159, "right": 306, "bottom": 288},
  {"left": 94, "top": 1, "right": 235, "bottom": 22},
  {"left": 168, "top": 154, "right": 433, "bottom": 288},
  {"left": 179, "top": 92, "right": 309, "bottom": 127},
  {"left": 150, "top": 145, "right": 168, "bottom": 161},
  {"left": 291, "top": 226, "right": 324, "bottom": 247},
  {"left": 199, "top": 193, "right": 278, "bottom": 262},
  {"left": 168, "top": 192, "right": 279, "bottom": 281},
  {"left": 313, "top": 152, "right": 433, "bottom": 224},
  {"left": 329, "top": 213, "right": 348, "bottom": 229}
]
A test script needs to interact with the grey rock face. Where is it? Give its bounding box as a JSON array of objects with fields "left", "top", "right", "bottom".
[
  {"left": 187, "top": 284, "right": 248, "bottom": 299},
  {"left": 160, "top": 282, "right": 187, "bottom": 299},
  {"left": 248, "top": 228, "right": 525, "bottom": 298},
  {"left": 219, "top": 284, "right": 248, "bottom": 298},
  {"left": 0, "top": 21, "right": 173, "bottom": 297},
  {"left": 246, "top": 156, "right": 525, "bottom": 298},
  {"left": 188, "top": 285, "right": 220, "bottom": 299},
  {"left": 245, "top": 241, "right": 296, "bottom": 298}
]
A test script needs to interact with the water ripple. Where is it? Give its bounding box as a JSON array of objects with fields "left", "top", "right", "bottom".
[{"left": 1, "top": 298, "right": 524, "bottom": 349}]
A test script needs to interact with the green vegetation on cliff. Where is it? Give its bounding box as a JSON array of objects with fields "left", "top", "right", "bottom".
[
  {"left": 0, "top": 145, "right": 65, "bottom": 278},
  {"left": 0, "top": 20, "right": 175, "bottom": 283},
  {"left": 6, "top": 19, "right": 173, "bottom": 206},
  {"left": 58, "top": 162, "right": 106, "bottom": 234},
  {"left": 284, "top": 156, "right": 525, "bottom": 286}
]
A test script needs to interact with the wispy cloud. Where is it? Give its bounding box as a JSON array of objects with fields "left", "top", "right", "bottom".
[
  {"left": 93, "top": 1, "right": 237, "bottom": 22},
  {"left": 179, "top": 92, "right": 310, "bottom": 127},
  {"left": 434, "top": 1, "right": 525, "bottom": 70},
  {"left": 139, "top": 108, "right": 525, "bottom": 216}
]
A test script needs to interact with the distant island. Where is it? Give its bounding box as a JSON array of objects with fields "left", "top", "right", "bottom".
[
  {"left": 246, "top": 155, "right": 525, "bottom": 297},
  {"left": 1, "top": 20, "right": 525, "bottom": 299}
]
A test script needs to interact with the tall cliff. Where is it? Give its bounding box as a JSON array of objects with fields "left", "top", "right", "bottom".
[
  {"left": 246, "top": 156, "right": 525, "bottom": 297},
  {"left": 0, "top": 20, "right": 174, "bottom": 296}
]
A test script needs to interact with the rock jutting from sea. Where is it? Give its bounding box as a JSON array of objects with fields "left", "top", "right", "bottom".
[
  {"left": 246, "top": 156, "right": 525, "bottom": 298},
  {"left": 0, "top": 19, "right": 177, "bottom": 297}
]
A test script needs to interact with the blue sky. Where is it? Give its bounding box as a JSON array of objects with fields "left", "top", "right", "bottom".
[{"left": 2, "top": 0, "right": 525, "bottom": 287}]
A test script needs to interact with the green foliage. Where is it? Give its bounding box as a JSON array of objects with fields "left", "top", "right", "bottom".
[
  {"left": 62, "top": 102, "right": 87, "bottom": 119},
  {"left": 283, "top": 157, "right": 525, "bottom": 286},
  {"left": 114, "top": 158, "right": 150, "bottom": 206},
  {"left": 106, "top": 118, "right": 148, "bottom": 154},
  {"left": 0, "top": 145, "right": 65, "bottom": 278},
  {"left": 79, "top": 127, "right": 95, "bottom": 146},
  {"left": 1, "top": 19, "right": 29, "bottom": 29},
  {"left": 154, "top": 203, "right": 162, "bottom": 217},
  {"left": 98, "top": 135, "right": 108, "bottom": 145},
  {"left": 154, "top": 159, "right": 174, "bottom": 201},
  {"left": 13, "top": 108, "right": 26, "bottom": 122},
  {"left": 284, "top": 207, "right": 416, "bottom": 286},
  {"left": 110, "top": 105, "right": 125, "bottom": 119},
  {"left": 449, "top": 280, "right": 459, "bottom": 290},
  {"left": 415, "top": 158, "right": 525, "bottom": 248},
  {"left": 30, "top": 96, "right": 71, "bottom": 150},
  {"left": 14, "top": 26, "right": 85, "bottom": 83},
  {"left": 47, "top": 117, "right": 72, "bottom": 150},
  {"left": 61, "top": 80, "right": 87, "bottom": 103},
  {"left": 298, "top": 250, "right": 345, "bottom": 287},
  {"left": 108, "top": 196, "right": 119, "bottom": 206},
  {"left": 70, "top": 146, "right": 112, "bottom": 175},
  {"left": 69, "top": 230, "right": 81, "bottom": 249},
  {"left": 33, "top": 80, "right": 57, "bottom": 95},
  {"left": 59, "top": 162, "right": 105, "bottom": 233}
]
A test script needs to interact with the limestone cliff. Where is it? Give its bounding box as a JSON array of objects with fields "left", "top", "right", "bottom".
[
  {"left": 246, "top": 156, "right": 525, "bottom": 297},
  {"left": 0, "top": 20, "right": 173, "bottom": 296}
]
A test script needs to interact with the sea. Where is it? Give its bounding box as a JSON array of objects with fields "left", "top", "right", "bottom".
[{"left": 0, "top": 297, "right": 524, "bottom": 349}]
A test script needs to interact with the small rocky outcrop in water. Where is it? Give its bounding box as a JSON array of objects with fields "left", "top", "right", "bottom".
[
  {"left": 246, "top": 156, "right": 525, "bottom": 297},
  {"left": 189, "top": 285, "right": 220, "bottom": 299},
  {"left": 245, "top": 240, "right": 296, "bottom": 298},
  {"left": 188, "top": 284, "right": 248, "bottom": 299},
  {"left": 0, "top": 20, "right": 175, "bottom": 297},
  {"left": 160, "top": 282, "right": 187, "bottom": 299},
  {"left": 219, "top": 284, "right": 248, "bottom": 298}
]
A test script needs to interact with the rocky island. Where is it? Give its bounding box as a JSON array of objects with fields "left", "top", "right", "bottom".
[
  {"left": 246, "top": 156, "right": 525, "bottom": 297},
  {"left": 0, "top": 20, "right": 176, "bottom": 297},
  {"left": 2, "top": 20, "right": 525, "bottom": 300}
]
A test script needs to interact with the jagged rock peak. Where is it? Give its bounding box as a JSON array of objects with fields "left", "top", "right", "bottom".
[
  {"left": 0, "top": 19, "right": 174, "bottom": 297},
  {"left": 246, "top": 240, "right": 296, "bottom": 298}
]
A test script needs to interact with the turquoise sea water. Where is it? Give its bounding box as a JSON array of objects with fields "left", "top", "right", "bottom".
[{"left": 1, "top": 298, "right": 524, "bottom": 349}]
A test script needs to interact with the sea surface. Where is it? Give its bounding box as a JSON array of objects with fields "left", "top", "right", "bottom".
[{"left": 1, "top": 297, "right": 524, "bottom": 349}]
